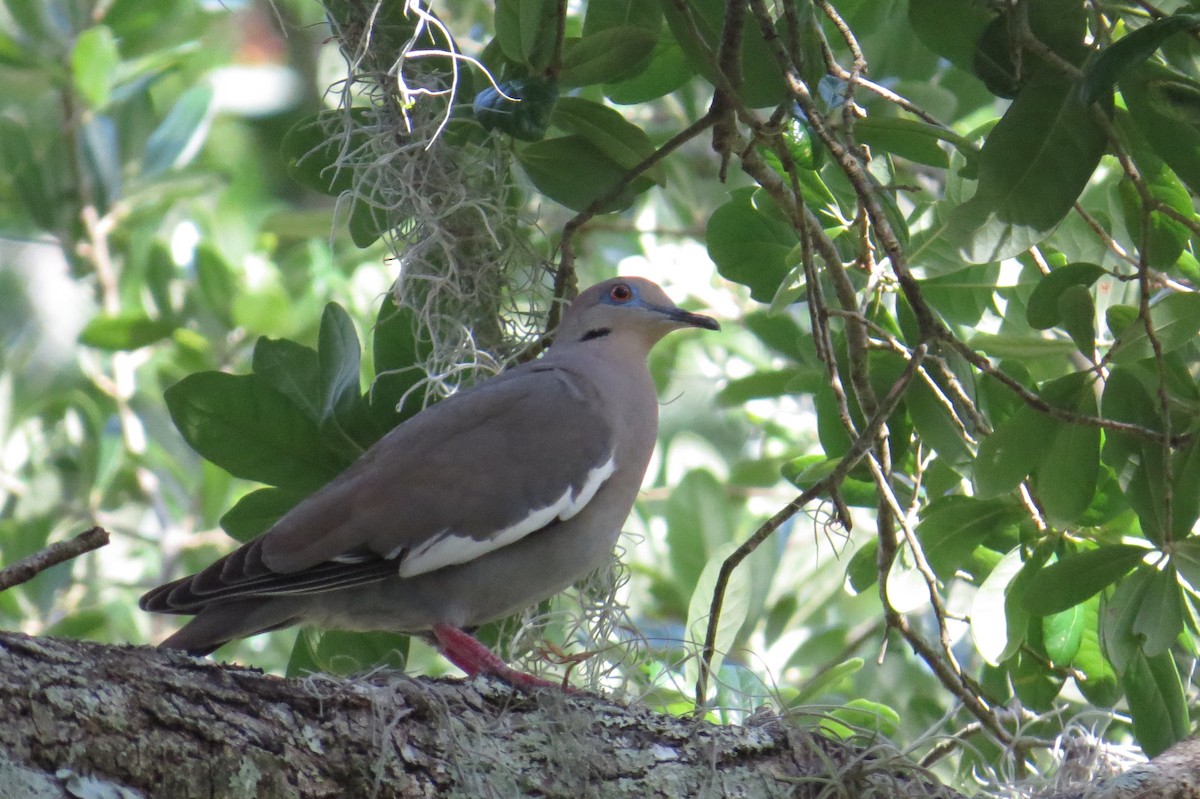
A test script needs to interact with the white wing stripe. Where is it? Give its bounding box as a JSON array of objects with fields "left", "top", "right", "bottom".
[
  {"left": 559, "top": 458, "right": 616, "bottom": 521},
  {"left": 397, "top": 455, "right": 617, "bottom": 579}
]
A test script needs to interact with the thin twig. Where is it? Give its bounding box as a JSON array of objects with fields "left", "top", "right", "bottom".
[
  {"left": 0, "top": 527, "right": 110, "bottom": 593},
  {"left": 695, "top": 344, "right": 928, "bottom": 706},
  {"left": 550, "top": 110, "right": 719, "bottom": 337},
  {"left": 938, "top": 331, "right": 1184, "bottom": 446}
]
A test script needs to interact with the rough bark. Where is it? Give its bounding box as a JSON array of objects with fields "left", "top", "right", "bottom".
[
  {"left": 0, "top": 632, "right": 968, "bottom": 799},
  {"left": 1039, "top": 736, "right": 1200, "bottom": 799}
]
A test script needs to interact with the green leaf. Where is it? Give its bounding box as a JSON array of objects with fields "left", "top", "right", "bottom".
[
  {"left": 1072, "top": 596, "right": 1120, "bottom": 706},
  {"left": 0, "top": 24, "right": 30, "bottom": 67},
  {"left": 516, "top": 134, "right": 654, "bottom": 212},
  {"left": 495, "top": 0, "right": 557, "bottom": 67},
  {"left": 1122, "top": 649, "right": 1190, "bottom": 756},
  {"left": 281, "top": 109, "right": 370, "bottom": 195},
  {"left": 917, "top": 264, "right": 1000, "bottom": 327},
  {"left": 1033, "top": 380, "right": 1100, "bottom": 526},
  {"left": 1170, "top": 436, "right": 1200, "bottom": 541},
  {"left": 1170, "top": 537, "right": 1200, "bottom": 593},
  {"left": 194, "top": 243, "right": 236, "bottom": 327},
  {"left": 823, "top": 698, "right": 901, "bottom": 739},
  {"left": 1011, "top": 640, "right": 1065, "bottom": 711},
  {"left": 79, "top": 312, "right": 176, "bottom": 351},
  {"left": 1083, "top": 13, "right": 1200, "bottom": 105},
  {"left": 583, "top": 0, "right": 662, "bottom": 35},
  {"left": 550, "top": 96, "right": 665, "bottom": 185},
  {"left": 0, "top": 117, "right": 53, "bottom": 229},
  {"left": 908, "top": 0, "right": 994, "bottom": 74},
  {"left": 716, "top": 370, "right": 800, "bottom": 405},
  {"left": 559, "top": 27, "right": 658, "bottom": 88},
  {"left": 165, "top": 372, "right": 342, "bottom": 492},
  {"left": 686, "top": 539, "right": 752, "bottom": 684},
  {"left": 743, "top": 311, "right": 808, "bottom": 361},
  {"left": 1043, "top": 602, "right": 1086, "bottom": 664},
  {"left": 948, "top": 70, "right": 1107, "bottom": 263},
  {"left": 974, "top": 373, "right": 1090, "bottom": 498},
  {"left": 71, "top": 26, "right": 120, "bottom": 109},
  {"left": 705, "top": 188, "right": 798, "bottom": 303},
  {"left": 347, "top": 199, "right": 390, "bottom": 249},
  {"left": 1055, "top": 284, "right": 1096, "bottom": 357},
  {"left": 220, "top": 487, "right": 306, "bottom": 542},
  {"left": 1101, "top": 567, "right": 1154, "bottom": 673},
  {"left": 1122, "top": 62, "right": 1200, "bottom": 196},
  {"left": 1115, "top": 112, "right": 1194, "bottom": 270},
  {"left": 790, "top": 658, "right": 865, "bottom": 706},
  {"left": 371, "top": 297, "right": 432, "bottom": 425},
  {"left": 44, "top": 609, "right": 110, "bottom": 640},
  {"left": 782, "top": 456, "right": 878, "bottom": 509},
  {"left": 1026, "top": 262, "right": 1106, "bottom": 330},
  {"left": 604, "top": 36, "right": 695, "bottom": 104},
  {"left": 972, "top": 0, "right": 1088, "bottom": 97},
  {"left": 142, "top": 85, "right": 213, "bottom": 178},
  {"left": 916, "top": 497, "right": 1024, "bottom": 580},
  {"left": 845, "top": 538, "right": 879, "bottom": 595},
  {"left": 667, "top": 470, "right": 735, "bottom": 593},
  {"left": 964, "top": 332, "right": 1079, "bottom": 360},
  {"left": 253, "top": 337, "right": 323, "bottom": 423},
  {"left": 657, "top": 0, "right": 787, "bottom": 108},
  {"left": 972, "top": 543, "right": 1050, "bottom": 665},
  {"left": 904, "top": 377, "right": 972, "bottom": 465},
  {"left": 1022, "top": 545, "right": 1149, "bottom": 616},
  {"left": 1110, "top": 292, "right": 1200, "bottom": 364},
  {"left": 1135, "top": 566, "right": 1185, "bottom": 657},
  {"left": 1100, "top": 366, "right": 1158, "bottom": 474},
  {"left": 288, "top": 628, "right": 409, "bottom": 677},
  {"left": 79, "top": 115, "right": 120, "bottom": 212},
  {"left": 318, "top": 302, "right": 362, "bottom": 426},
  {"left": 854, "top": 117, "right": 958, "bottom": 169}
]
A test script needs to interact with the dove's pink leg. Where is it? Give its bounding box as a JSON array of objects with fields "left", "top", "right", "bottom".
[{"left": 431, "top": 624, "right": 565, "bottom": 691}]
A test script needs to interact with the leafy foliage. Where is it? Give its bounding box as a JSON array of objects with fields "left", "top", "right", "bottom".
[{"left": 3, "top": 0, "right": 1200, "bottom": 789}]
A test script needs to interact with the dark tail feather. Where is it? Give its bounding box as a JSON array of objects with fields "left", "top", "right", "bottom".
[{"left": 155, "top": 599, "right": 300, "bottom": 656}]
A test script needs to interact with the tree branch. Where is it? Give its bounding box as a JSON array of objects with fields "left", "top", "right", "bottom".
[
  {"left": 0, "top": 527, "right": 109, "bottom": 592},
  {"left": 0, "top": 632, "right": 969, "bottom": 799}
]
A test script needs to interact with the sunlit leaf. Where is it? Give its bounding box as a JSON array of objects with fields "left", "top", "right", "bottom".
[
  {"left": 686, "top": 539, "right": 752, "bottom": 685},
  {"left": 972, "top": 546, "right": 1030, "bottom": 665},
  {"left": 71, "top": 26, "right": 119, "bottom": 109}
]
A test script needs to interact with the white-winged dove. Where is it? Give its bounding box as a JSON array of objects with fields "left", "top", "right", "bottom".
[{"left": 140, "top": 277, "right": 719, "bottom": 687}]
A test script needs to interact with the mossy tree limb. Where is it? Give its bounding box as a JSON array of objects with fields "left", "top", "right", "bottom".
[{"left": 0, "top": 632, "right": 969, "bottom": 799}]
